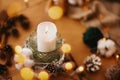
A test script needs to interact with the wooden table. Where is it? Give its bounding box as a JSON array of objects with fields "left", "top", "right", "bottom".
[{"left": 1, "top": 0, "right": 116, "bottom": 80}]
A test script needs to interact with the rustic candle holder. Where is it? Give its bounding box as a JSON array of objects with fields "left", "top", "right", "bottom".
[{"left": 25, "top": 30, "right": 65, "bottom": 74}]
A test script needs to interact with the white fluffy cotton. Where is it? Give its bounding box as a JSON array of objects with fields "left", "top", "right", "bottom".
[
  {"left": 24, "top": 59, "right": 35, "bottom": 67},
  {"left": 14, "top": 47, "right": 34, "bottom": 70},
  {"left": 15, "top": 64, "right": 23, "bottom": 70},
  {"left": 97, "top": 39, "right": 116, "bottom": 58},
  {"left": 21, "top": 48, "right": 32, "bottom": 58}
]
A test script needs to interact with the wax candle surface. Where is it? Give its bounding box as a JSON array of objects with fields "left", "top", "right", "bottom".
[{"left": 37, "top": 21, "right": 57, "bottom": 52}]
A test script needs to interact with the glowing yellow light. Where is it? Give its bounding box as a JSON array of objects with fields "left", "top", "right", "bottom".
[
  {"left": 48, "top": 6, "right": 63, "bottom": 20},
  {"left": 20, "top": 67, "right": 34, "bottom": 80},
  {"left": 7, "top": 2, "right": 22, "bottom": 17},
  {"left": 61, "top": 43, "right": 71, "bottom": 53},
  {"left": 76, "top": 66, "right": 84, "bottom": 73},
  {"left": 38, "top": 71, "right": 49, "bottom": 80},
  {"left": 64, "top": 62, "right": 74, "bottom": 71},
  {"left": 15, "top": 45, "right": 22, "bottom": 54},
  {"left": 116, "top": 54, "right": 119, "bottom": 59},
  {"left": 24, "top": 0, "right": 29, "bottom": 3},
  {"left": 102, "top": 37, "right": 106, "bottom": 41},
  {"left": 15, "top": 54, "right": 26, "bottom": 64}
]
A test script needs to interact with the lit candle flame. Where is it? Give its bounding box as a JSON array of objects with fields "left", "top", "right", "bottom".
[{"left": 45, "top": 26, "right": 48, "bottom": 33}]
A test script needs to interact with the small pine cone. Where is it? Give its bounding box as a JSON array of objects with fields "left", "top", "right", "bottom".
[
  {"left": 84, "top": 54, "right": 101, "bottom": 72},
  {"left": 46, "top": 64, "right": 58, "bottom": 73},
  {"left": 105, "top": 62, "right": 120, "bottom": 80}
]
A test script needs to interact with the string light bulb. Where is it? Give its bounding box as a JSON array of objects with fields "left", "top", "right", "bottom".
[
  {"left": 76, "top": 66, "right": 84, "bottom": 73},
  {"left": 116, "top": 54, "right": 119, "bottom": 60},
  {"left": 14, "top": 53, "right": 26, "bottom": 64},
  {"left": 64, "top": 62, "right": 74, "bottom": 71},
  {"left": 48, "top": 6, "right": 63, "bottom": 20},
  {"left": 61, "top": 43, "right": 71, "bottom": 54},
  {"left": 20, "top": 67, "right": 34, "bottom": 80},
  {"left": 15, "top": 45, "right": 22, "bottom": 54},
  {"left": 102, "top": 37, "right": 106, "bottom": 41},
  {"left": 38, "top": 71, "right": 49, "bottom": 80}
]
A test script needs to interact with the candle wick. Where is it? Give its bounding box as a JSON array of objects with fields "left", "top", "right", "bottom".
[{"left": 45, "top": 26, "right": 49, "bottom": 34}]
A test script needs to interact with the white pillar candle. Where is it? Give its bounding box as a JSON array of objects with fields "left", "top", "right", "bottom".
[{"left": 37, "top": 21, "right": 57, "bottom": 52}]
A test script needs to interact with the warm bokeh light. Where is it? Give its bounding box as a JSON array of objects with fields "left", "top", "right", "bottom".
[
  {"left": 64, "top": 62, "right": 74, "bottom": 71},
  {"left": 102, "top": 37, "right": 106, "bottom": 41},
  {"left": 24, "top": 0, "right": 29, "bottom": 3},
  {"left": 7, "top": 1, "right": 22, "bottom": 17},
  {"left": 15, "top": 54, "right": 26, "bottom": 64},
  {"left": 38, "top": 71, "right": 49, "bottom": 80},
  {"left": 61, "top": 43, "right": 71, "bottom": 54},
  {"left": 48, "top": 6, "right": 63, "bottom": 20},
  {"left": 116, "top": 54, "right": 119, "bottom": 59},
  {"left": 15, "top": 45, "right": 22, "bottom": 54},
  {"left": 76, "top": 66, "right": 84, "bottom": 73},
  {"left": 20, "top": 67, "right": 34, "bottom": 80}
]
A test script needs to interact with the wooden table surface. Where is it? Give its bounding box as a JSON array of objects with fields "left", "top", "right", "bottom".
[{"left": 1, "top": 0, "right": 116, "bottom": 80}]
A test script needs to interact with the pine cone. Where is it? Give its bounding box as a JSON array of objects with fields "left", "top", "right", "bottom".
[
  {"left": 46, "top": 64, "right": 64, "bottom": 73},
  {"left": 84, "top": 54, "right": 101, "bottom": 72},
  {"left": 105, "top": 62, "right": 120, "bottom": 80},
  {"left": 46, "top": 64, "right": 59, "bottom": 73}
]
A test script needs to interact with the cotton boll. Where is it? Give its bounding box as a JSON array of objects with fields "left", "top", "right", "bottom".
[
  {"left": 21, "top": 48, "right": 32, "bottom": 58},
  {"left": 105, "top": 46, "right": 116, "bottom": 58},
  {"left": 15, "top": 64, "right": 23, "bottom": 70},
  {"left": 24, "top": 59, "right": 34, "bottom": 67},
  {"left": 14, "top": 54, "right": 18, "bottom": 62},
  {"left": 105, "top": 39, "right": 116, "bottom": 58},
  {"left": 105, "top": 50, "right": 114, "bottom": 58},
  {"left": 105, "top": 39, "right": 116, "bottom": 49},
  {"left": 98, "top": 39, "right": 116, "bottom": 58},
  {"left": 97, "top": 40, "right": 106, "bottom": 55}
]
